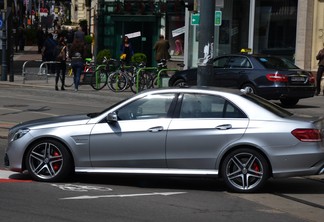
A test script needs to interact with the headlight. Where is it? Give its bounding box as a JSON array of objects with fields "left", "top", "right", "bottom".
[{"left": 11, "top": 128, "right": 30, "bottom": 142}]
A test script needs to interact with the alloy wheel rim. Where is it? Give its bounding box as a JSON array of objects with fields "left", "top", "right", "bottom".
[
  {"left": 225, "top": 152, "right": 263, "bottom": 191},
  {"left": 28, "top": 142, "right": 63, "bottom": 179}
]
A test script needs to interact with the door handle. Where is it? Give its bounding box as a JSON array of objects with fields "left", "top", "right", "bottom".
[
  {"left": 216, "top": 124, "right": 232, "bottom": 130},
  {"left": 148, "top": 126, "right": 164, "bottom": 132}
]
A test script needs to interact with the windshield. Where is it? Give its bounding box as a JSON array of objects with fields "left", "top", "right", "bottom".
[
  {"left": 256, "top": 56, "right": 299, "bottom": 70},
  {"left": 87, "top": 99, "right": 128, "bottom": 118},
  {"left": 241, "top": 93, "right": 293, "bottom": 118}
]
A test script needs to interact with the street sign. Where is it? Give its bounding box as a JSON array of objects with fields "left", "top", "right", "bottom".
[
  {"left": 215, "top": 11, "right": 222, "bottom": 26},
  {"left": 191, "top": 14, "right": 200, "bottom": 25},
  {"left": 190, "top": 11, "right": 222, "bottom": 26}
]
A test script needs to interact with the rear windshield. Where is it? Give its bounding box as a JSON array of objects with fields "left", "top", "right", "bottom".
[
  {"left": 255, "top": 56, "right": 299, "bottom": 70},
  {"left": 241, "top": 93, "right": 293, "bottom": 118}
]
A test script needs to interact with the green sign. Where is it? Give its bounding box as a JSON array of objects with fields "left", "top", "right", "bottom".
[
  {"left": 191, "top": 14, "right": 200, "bottom": 25},
  {"left": 190, "top": 11, "right": 222, "bottom": 26},
  {"left": 215, "top": 11, "right": 222, "bottom": 26}
]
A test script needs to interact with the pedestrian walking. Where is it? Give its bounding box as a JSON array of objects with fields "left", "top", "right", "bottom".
[
  {"left": 17, "top": 25, "right": 26, "bottom": 51},
  {"left": 54, "top": 35, "right": 67, "bottom": 91},
  {"left": 36, "top": 26, "right": 45, "bottom": 54},
  {"left": 42, "top": 33, "right": 58, "bottom": 74},
  {"left": 69, "top": 39, "right": 85, "bottom": 92},
  {"left": 316, "top": 44, "right": 324, "bottom": 96},
  {"left": 74, "top": 26, "right": 85, "bottom": 43},
  {"left": 120, "top": 36, "right": 134, "bottom": 65},
  {"left": 153, "top": 35, "right": 171, "bottom": 62}
]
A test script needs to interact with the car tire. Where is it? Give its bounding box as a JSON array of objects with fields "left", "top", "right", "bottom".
[
  {"left": 25, "top": 139, "right": 73, "bottom": 182},
  {"left": 241, "top": 84, "right": 256, "bottom": 94},
  {"left": 279, "top": 98, "right": 299, "bottom": 107},
  {"left": 221, "top": 148, "right": 269, "bottom": 193},
  {"left": 173, "top": 79, "right": 187, "bottom": 87}
]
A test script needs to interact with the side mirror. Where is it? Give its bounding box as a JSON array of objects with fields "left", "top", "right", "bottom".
[{"left": 106, "top": 112, "right": 118, "bottom": 123}]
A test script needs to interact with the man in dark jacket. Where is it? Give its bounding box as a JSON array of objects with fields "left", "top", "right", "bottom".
[{"left": 153, "top": 35, "right": 171, "bottom": 62}]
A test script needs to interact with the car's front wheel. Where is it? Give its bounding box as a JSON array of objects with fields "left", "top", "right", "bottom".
[
  {"left": 221, "top": 148, "right": 269, "bottom": 193},
  {"left": 25, "top": 139, "right": 73, "bottom": 182},
  {"left": 279, "top": 98, "right": 299, "bottom": 107}
]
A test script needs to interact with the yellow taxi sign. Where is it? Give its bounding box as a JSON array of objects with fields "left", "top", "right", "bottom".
[{"left": 240, "top": 48, "right": 252, "bottom": 53}]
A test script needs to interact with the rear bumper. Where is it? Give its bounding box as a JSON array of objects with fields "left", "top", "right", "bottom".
[{"left": 258, "top": 86, "right": 316, "bottom": 100}]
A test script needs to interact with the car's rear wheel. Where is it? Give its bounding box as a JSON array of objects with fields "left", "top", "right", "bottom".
[
  {"left": 279, "top": 98, "right": 299, "bottom": 107},
  {"left": 173, "top": 79, "right": 187, "bottom": 87},
  {"left": 25, "top": 139, "right": 73, "bottom": 182},
  {"left": 241, "top": 84, "right": 256, "bottom": 94},
  {"left": 221, "top": 148, "right": 269, "bottom": 193}
]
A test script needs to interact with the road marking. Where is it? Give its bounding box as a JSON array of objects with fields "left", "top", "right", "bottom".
[
  {"left": 52, "top": 184, "right": 113, "bottom": 192},
  {"left": 61, "top": 192, "right": 187, "bottom": 200}
]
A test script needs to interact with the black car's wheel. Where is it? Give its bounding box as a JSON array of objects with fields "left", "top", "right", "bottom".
[
  {"left": 221, "top": 148, "right": 269, "bottom": 193},
  {"left": 25, "top": 139, "right": 73, "bottom": 182},
  {"left": 279, "top": 98, "right": 299, "bottom": 107},
  {"left": 241, "top": 84, "right": 256, "bottom": 94},
  {"left": 173, "top": 79, "right": 187, "bottom": 87}
]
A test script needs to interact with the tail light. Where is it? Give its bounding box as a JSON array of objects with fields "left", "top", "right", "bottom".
[
  {"left": 291, "top": 129, "right": 322, "bottom": 142},
  {"left": 308, "top": 72, "right": 315, "bottom": 83},
  {"left": 266, "top": 73, "right": 288, "bottom": 82}
]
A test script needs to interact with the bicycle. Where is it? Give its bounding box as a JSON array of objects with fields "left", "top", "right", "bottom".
[
  {"left": 64, "top": 58, "right": 109, "bottom": 90},
  {"left": 107, "top": 59, "right": 147, "bottom": 93},
  {"left": 60, "top": 58, "right": 94, "bottom": 88}
]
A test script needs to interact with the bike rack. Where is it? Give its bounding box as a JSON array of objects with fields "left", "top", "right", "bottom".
[
  {"left": 135, "top": 67, "right": 158, "bottom": 93},
  {"left": 156, "top": 68, "right": 178, "bottom": 88},
  {"left": 22, "top": 60, "right": 59, "bottom": 84}
]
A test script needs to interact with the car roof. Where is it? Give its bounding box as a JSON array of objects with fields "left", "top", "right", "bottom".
[{"left": 138, "top": 86, "right": 245, "bottom": 96}]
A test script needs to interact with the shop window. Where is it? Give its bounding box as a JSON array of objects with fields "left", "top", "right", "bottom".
[{"left": 253, "top": 0, "right": 297, "bottom": 61}]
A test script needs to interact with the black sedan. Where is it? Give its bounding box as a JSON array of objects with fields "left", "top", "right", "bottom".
[{"left": 169, "top": 54, "right": 316, "bottom": 107}]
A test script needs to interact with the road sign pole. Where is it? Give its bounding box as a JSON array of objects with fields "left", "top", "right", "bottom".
[{"left": 197, "top": 0, "right": 215, "bottom": 86}]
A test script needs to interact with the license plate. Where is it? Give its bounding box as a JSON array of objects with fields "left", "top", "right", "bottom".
[{"left": 291, "top": 77, "right": 305, "bottom": 82}]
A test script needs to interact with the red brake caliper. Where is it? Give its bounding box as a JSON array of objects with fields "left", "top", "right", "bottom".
[
  {"left": 252, "top": 162, "right": 260, "bottom": 172},
  {"left": 52, "top": 150, "right": 61, "bottom": 171}
]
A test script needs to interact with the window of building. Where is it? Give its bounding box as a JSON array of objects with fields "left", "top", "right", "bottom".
[{"left": 253, "top": 0, "right": 298, "bottom": 61}]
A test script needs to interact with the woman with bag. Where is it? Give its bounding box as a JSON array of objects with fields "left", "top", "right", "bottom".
[
  {"left": 54, "top": 35, "right": 67, "bottom": 91},
  {"left": 69, "top": 38, "right": 86, "bottom": 92}
]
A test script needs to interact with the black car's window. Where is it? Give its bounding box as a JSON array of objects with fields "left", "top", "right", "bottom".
[
  {"left": 256, "top": 56, "right": 299, "bottom": 69},
  {"left": 213, "top": 57, "right": 229, "bottom": 68},
  {"left": 117, "top": 94, "right": 176, "bottom": 120},
  {"left": 227, "top": 56, "right": 252, "bottom": 68},
  {"left": 180, "top": 94, "right": 246, "bottom": 118}
]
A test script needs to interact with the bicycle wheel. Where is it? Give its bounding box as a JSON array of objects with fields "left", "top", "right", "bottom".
[
  {"left": 90, "top": 68, "right": 108, "bottom": 90},
  {"left": 108, "top": 71, "right": 128, "bottom": 92},
  {"left": 131, "top": 72, "right": 150, "bottom": 93},
  {"left": 64, "top": 64, "right": 74, "bottom": 87}
]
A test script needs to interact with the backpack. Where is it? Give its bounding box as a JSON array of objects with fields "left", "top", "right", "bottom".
[{"left": 54, "top": 45, "right": 66, "bottom": 61}]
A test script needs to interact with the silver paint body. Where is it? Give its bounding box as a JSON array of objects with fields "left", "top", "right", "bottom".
[{"left": 5, "top": 87, "right": 324, "bottom": 178}]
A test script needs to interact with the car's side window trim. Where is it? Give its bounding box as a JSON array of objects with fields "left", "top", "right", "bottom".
[{"left": 176, "top": 93, "right": 247, "bottom": 119}]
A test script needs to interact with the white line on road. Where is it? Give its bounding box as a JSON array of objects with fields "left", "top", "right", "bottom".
[{"left": 61, "top": 192, "right": 187, "bottom": 200}]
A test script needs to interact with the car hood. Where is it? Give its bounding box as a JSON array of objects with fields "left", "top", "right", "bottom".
[{"left": 10, "top": 114, "right": 91, "bottom": 132}]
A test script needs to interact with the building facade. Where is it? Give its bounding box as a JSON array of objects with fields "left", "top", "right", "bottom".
[{"left": 91, "top": 0, "right": 323, "bottom": 71}]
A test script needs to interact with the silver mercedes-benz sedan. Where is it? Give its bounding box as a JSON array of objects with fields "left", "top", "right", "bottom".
[{"left": 4, "top": 87, "right": 324, "bottom": 193}]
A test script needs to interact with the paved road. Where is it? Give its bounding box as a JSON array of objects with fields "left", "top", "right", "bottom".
[{"left": 1, "top": 81, "right": 324, "bottom": 221}]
